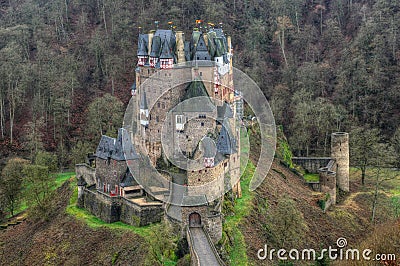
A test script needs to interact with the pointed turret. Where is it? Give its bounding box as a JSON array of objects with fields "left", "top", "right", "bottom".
[
  {"left": 137, "top": 37, "right": 148, "bottom": 56},
  {"left": 160, "top": 40, "right": 174, "bottom": 69},
  {"left": 137, "top": 35, "right": 149, "bottom": 66},
  {"left": 139, "top": 90, "right": 149, "bottom": 127}
]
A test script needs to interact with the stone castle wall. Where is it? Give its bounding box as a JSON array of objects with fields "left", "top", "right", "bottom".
[
  {"left": 187, "top": 159, "right": 225, "bottom": 187},
  {"left": 204, "top": 214, "right": 222, "bottom": 242},
  {"left": 119, "top": 197, "right": 163, "bottom": 226},
  {"left": 81, "top": 188, "right": 120, "bottom": 223},
  {"left": 78, "top": 188, "right": 164, "bottom": 226}
]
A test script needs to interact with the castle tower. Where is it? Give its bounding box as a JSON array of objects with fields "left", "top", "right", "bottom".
[{"left": 331, "top": 132, "right": 349, "bottom": 192}]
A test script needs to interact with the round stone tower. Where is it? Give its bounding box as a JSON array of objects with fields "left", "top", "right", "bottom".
[{"left": 331, "top": 132, "right": 349, "bottom": 192}]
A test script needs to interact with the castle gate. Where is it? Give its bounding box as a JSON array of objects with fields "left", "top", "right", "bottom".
[{"left": 189, "top": 212, "right": 201, "bottom": 227}]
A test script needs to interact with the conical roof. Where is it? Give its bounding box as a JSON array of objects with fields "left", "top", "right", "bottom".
[
  {"left": 216, "top": 118, "right": 236, "bottom": 155},
  {"left": 160, "top": 40, "right": 173, "bottom": 59},
  {"left": 184, "top": 78, "right": 209, "bottom": 100},
  {"left": 150, "top": 36, "right": 162, "bottom": 57},
  {"left": 137, "top": 37, "right": 148, "bottom": 56}
]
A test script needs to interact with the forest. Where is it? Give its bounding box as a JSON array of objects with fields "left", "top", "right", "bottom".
[{"left": 0, "top": 0, "right": 399, "bottom": 168}]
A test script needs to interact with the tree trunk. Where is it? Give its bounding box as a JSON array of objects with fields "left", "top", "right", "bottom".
[
  {"left": 361, "top": 168, "right": 366, "bottom": 185},
  {"left": 9, "top": 97, "right": 14, "bottom": 145},
  {"left": 279, "top": 30, "right": 288, "bottom": 67},
  {"left": 0, "top": 96, "right": 4, "bottom": 138},
  {"left": 371, "top": 168, "right": 380, "bottom": 224}
]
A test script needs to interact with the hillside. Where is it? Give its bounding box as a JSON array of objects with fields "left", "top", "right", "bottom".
[
  {"left": 239, "top": 160, "right": 400, "bottom": 265},
  {"left": 0, "top": 160, "right": 398, "bottom": 265},
  {"left": 0, "top": 181, "right": 148, "bottom": 265}
]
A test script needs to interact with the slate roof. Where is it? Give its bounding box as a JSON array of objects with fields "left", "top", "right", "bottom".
[
  {"left": 154, "top": 29, "right": 175, "bottom": 47},
  {"left": 150, "top": 36, "right": 162, "bottom": 57},
  {"left": 137, "top": 36, "right": 148, "bottom": 56},
  {"left": 184, "top": 78, "right": 209, "bottom": 99},
  {"left": 182, "top": 195, "right": 208, "bottom": 206},
  {"left": 137, "top": 27, "right": 230, "bottom": 62},
  {"left": 217, "top": 102, "right": 233, "bottom": 121},
  {"left": 120, "top": 171, "right": 135, "bottom": 187},
  {"left": 160, "top": 39, "right": 174, "bottom": 59},
  {"left": 216, "top": 118, "right": 236, "bottom": 155},
  {"left": 184, "top": 41, "right": 191, "bottom": 61},
  {"left": 214, "top": 38, "right": 225, "bottom": 57},
  {"left": 139, "top": 90, "right": 148, "bottom": 110},
  {"left": 148, "top": 29, "right": 176, "bottom": 61},
  {"left": 120, "top": 128, "right": 140, "bottom": 160},
  {"left": 96, "top": 129, "right": 139, "bottom": 161}
]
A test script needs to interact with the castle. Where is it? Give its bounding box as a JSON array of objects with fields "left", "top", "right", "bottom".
[{"left": 76, "top": 22, "right": 241, "bottom": 242}]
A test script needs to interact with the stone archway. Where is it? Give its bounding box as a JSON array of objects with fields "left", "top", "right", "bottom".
[{"left": 189, "top": 212, "right": 201, "bottom": 227}]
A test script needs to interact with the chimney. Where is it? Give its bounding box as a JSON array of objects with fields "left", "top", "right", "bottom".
[
  {"left": 227, "top": 35, "right": 233, "bottom": 74},
  {"left": 175, "top": 31, "right": 186, "bottom": 64},
  {"left": 148, "top": 30, "right": 155, "bottom": 56}
]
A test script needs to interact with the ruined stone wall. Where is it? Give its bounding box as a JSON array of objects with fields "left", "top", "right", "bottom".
[
  {"left": 292, "top": 157, "right": 332, "bottom": 173},
  {"left": 119, "top": 198, "right": 164, "bottom": 226},
  {"left": 318, "top": 160, "right": 337, "bottom": 210}
]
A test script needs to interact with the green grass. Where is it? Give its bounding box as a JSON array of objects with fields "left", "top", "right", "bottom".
[
  {"left": 65, "top": 179, "right": 155, "bottom": 238},
  {"left": 303, "top": 173, "right": 320, "bottom": 182},
  {"left": 224, "top": 161, "right": 255, "bottom": 266},
  {"left": 240, "top": 127, "right": 250, "bottom": 171},
  {"left": 6, "top": 171, "right": 76, "bottom": 219},
  {"left": 53, "top": 172, "right": 75, "bottom": 189}
]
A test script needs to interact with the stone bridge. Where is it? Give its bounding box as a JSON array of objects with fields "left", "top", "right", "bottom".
[{"left": 187, "top": 226, "right": 225, "bottom": 266}]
